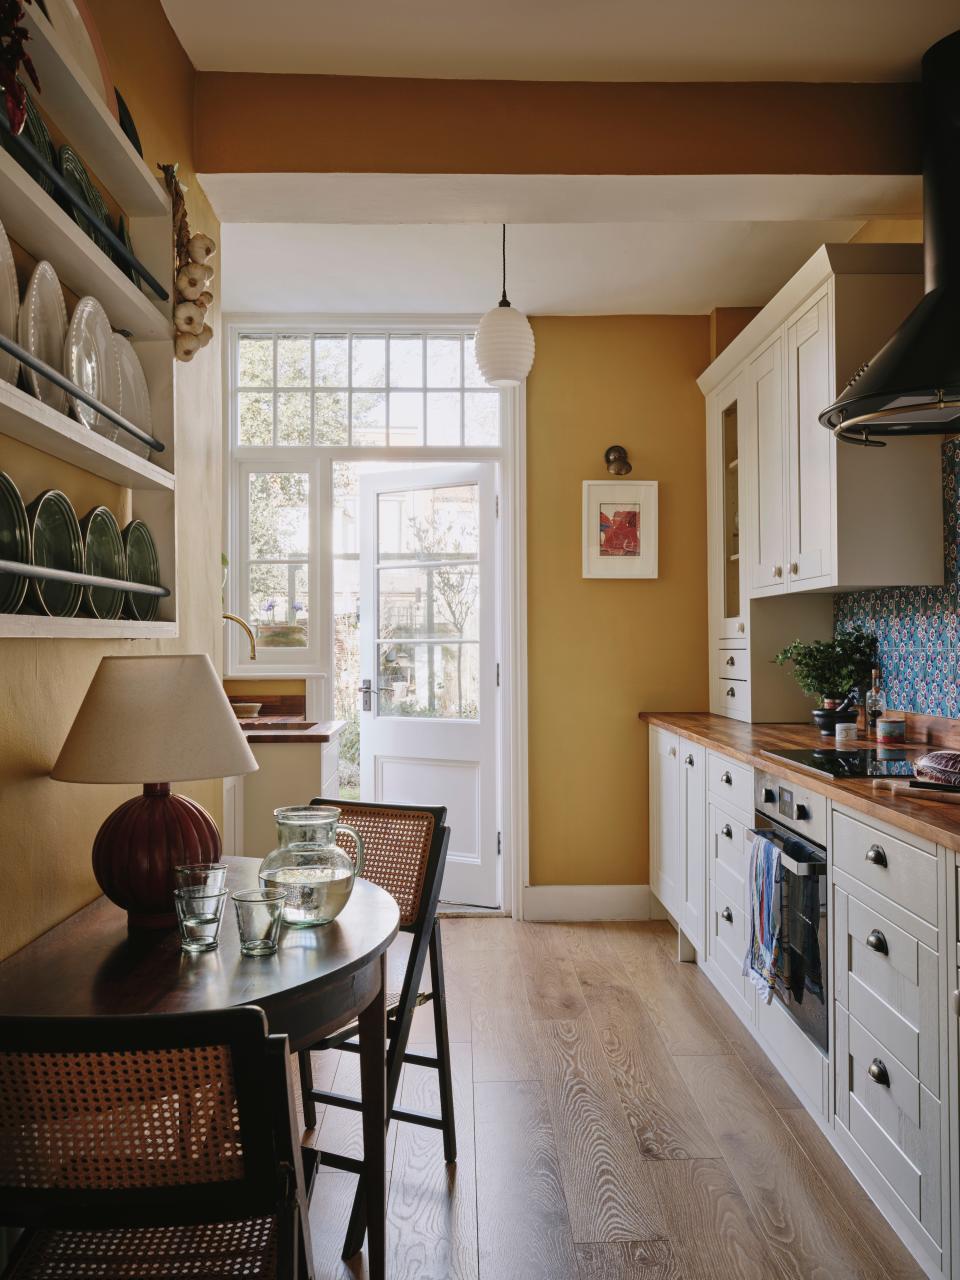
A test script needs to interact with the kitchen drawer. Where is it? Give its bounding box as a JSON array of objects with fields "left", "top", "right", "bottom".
[
  {"left": 710, "top": 803, "right": 748, "bottom": 879},
  {"left": 708, "top": 881, "right": 751, "bottom": 1016},
  {"left": 833, "top": 809, "right": 938, "bottom": 926},
  {"left": 708, "top": 751, "right": 753, "bottom": 815},
  {"left": 836, "top": 1005, "right": 941, "bottom": 1245},
  {"left": 716, "top": 677, "right": 749, "bottom": 717},
  {"left": 834, "top": 885, "right": 940, "bottom": 1095},
  {"left": 717, "top": 647, "right": 749, "bottom": 676}
]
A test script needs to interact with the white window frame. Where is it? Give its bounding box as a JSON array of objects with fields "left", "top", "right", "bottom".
[{"left": 222, "top": 315, "right": 530, "bottom": 916}]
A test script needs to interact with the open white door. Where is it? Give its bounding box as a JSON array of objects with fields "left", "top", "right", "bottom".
[{"left": 359, "top": 463, "right": 499, "bottom": 907}]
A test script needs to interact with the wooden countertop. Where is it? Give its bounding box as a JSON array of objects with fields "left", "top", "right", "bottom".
[
  {"left": 640, "top": 711, "right": 960, "bottom": 852},
  {"left": 242, "top": 717, "right": 345, "bottom": 745}
]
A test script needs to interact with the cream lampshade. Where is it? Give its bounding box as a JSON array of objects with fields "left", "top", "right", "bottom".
[
  {"left": 475, "top": 223, "right": 535, "bottom": 387},
  {"left": 52, "top": 655, "right": 258, "bottom": 928}
]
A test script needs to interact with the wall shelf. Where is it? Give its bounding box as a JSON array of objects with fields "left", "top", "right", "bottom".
[
  {"left": 0, "top": 614, "right": 177, "bottom": 640},
  {"left": 21, "top": 8, "right": 169, "bottom": 218},
  {"left": 0, "top": 149, "right": 170, "bottom": 339},
  {"left": 0, "top": 378, "right": 173, "bottom": 491}
]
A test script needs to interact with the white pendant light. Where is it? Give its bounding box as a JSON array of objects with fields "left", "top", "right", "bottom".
[{"left": 475, "top": 224, "right": 535, "bottom": 387}]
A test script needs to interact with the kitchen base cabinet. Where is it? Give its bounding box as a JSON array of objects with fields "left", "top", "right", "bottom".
[
  {"left": 679, "top": 740, "right": 706, "bottom": 954},
  {"left": 649, "top": 726, "right": 680, "bottom": 920}
]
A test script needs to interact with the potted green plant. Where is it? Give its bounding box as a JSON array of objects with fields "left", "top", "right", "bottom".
[{"left": 774, "top": 627, "right": 878, "bottom": 735}]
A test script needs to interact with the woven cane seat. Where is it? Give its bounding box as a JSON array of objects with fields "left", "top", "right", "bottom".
[
  {"left": 5, "top": 1217, "right": 279, "bottom": 1279},
  {"left": 333, "top": 803, "right": 435, "bottom": 927}
]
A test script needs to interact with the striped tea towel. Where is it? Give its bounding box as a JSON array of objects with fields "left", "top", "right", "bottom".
[{"left": 742, "top": 832, "right": 784, "bottom": 1004}]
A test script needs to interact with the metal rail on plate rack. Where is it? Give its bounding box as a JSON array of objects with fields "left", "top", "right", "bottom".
[{"left": 0, "top": 559, "right": 168, "bottom": 597}]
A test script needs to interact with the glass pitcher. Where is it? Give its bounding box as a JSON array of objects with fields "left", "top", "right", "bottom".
[{"left": 258, "top": 806, "right": 365, "bottom": 928}]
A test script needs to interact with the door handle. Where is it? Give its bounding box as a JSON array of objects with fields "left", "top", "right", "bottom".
[
  {"left": 359, "top": 678, "right": 376, "bottom": 712},
  {"left": 866, "top": 929, "right": 888, "bottom": 955},
  {"left": 720, "top": 906, "right": 734, "bottom": 924},
  {"left": 865, "top": 844, "right": 887, "bottom": 868},
  {"left": 867, "top": 1058, "right": 890, "bottom": 1088}
]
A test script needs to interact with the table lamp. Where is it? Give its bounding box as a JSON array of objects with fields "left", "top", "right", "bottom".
[{"left": 51, "top": 654, "right": 258, "bottom": 929}]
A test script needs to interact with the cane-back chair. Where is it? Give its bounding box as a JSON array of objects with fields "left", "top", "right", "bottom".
[
  {"left": 299, "top": 798, "right": 453, "bottom": 1260},
  {"left": 0, "top": 1007, "right": 312, "bottom": 1280}
]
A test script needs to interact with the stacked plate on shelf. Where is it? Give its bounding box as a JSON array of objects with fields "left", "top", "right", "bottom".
[
  {"left": 0, "top": 217, "right": 156, "bottom": 459},
  {"left": 0, "top": 469, "right": 162, "bottom": 620}
]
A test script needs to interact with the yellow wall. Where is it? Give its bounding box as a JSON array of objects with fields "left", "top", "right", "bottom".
[
  {"left": 526, "top": 316, "right": 710, "bottom": 886},
  {"left": 850, "top": 219, "right": 923, "bottom": 244},
  {"left": 0, "top": 1, "right": 223, "bottom": 960}
]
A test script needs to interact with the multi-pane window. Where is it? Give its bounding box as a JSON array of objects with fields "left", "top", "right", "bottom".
[
  {"left": 236, "top": 331, "right": 502, "bottom": 448},
  {"left": 246, "top": 471, "right": 309, "bottom": 648}
]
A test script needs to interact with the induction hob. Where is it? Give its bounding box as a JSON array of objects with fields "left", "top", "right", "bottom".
[{"left": 762, "top": 746, "right": 923, "bottom": 780}]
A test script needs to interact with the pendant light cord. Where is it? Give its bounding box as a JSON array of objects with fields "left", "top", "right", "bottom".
[{"left": 499, "top": 223, "right": 510, "bottom": 308}]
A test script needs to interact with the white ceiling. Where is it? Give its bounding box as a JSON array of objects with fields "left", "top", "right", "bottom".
[
  {"left": 219, "top": 220, "right": 878, "bottom": 315},
  {"left": 162, "top": 0, "right": 957, "bottom": 81}
]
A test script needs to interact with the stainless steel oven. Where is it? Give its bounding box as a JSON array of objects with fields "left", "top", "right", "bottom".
[{"left": 751, "top": 770, "right": 829, "bottom": 1056}]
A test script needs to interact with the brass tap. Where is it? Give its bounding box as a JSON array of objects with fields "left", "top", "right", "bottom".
[{"left": 223, "top": 612, "right": 257, "bottom": 661}]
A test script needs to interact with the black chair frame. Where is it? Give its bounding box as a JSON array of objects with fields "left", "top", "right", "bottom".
[{"left": 299, "top": 797, "right": 454, "bottom": 1260}]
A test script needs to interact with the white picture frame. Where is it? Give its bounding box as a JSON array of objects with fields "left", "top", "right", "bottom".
[{"left": 581, "top": 480, "right": 658, "bottom": 579}]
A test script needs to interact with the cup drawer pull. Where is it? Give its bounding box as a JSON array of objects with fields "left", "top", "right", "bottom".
[
  {"left": 867, "top": 1058, "right": 890, "bottom": 1088},
  {"left": 720, "top": 906, "right": 734, "bottom": 924},
  {"left": 866, "top": 929, "right": 888, "bottom": 955},
  {"left": 721, "top": 771, "right": 733, "bottom": 785},
  {"left": 865, "top": 844, "right": 887, "bottom": 868},
  {"left": 721, "top": 824, "right": 733, "bottom": 839}
]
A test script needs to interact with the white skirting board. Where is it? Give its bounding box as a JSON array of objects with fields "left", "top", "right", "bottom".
[{"left": 522, "top": 884, "right": 651, "bottom": 922}]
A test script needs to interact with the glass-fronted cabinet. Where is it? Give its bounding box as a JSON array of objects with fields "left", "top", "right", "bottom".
[
  {"left": 707, "top": 371, "right": 747, "bottom": 645},
  {"left": 721, "top": 400, "right": 740, "bottom": 622}
]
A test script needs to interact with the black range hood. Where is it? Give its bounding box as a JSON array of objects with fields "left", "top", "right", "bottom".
[{"left": 819, "top": 28, "right": 960, "bottom": 445}]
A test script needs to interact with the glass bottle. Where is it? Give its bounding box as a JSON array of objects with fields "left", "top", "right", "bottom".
[
  {"left": 865, "top": 668, "right": 887, "bottom": 735},
  {"left": 259, "top": 806, "right": 364, "bottom": 928}
]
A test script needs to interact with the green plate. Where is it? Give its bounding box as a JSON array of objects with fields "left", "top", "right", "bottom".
[
  {"left": 0, "top": 471, "right": 30, "bottom": 613},
  {"left": 58, "top": 144, "right": 113, "bottom": 255},
  {"left": 122, "top": 519, "right": 160, "bottom": 622},
  {"left": 25, "top": 489, "right": 83, "bottom": 617},
  {"left": 117, "top": 215, "right": 140, "bottom": 289},
  {"left": 80, "top": 506, "right": 125, "bottom": 620},
  {"left": 2, "top": 89, "right": 56, "bottom": 198}
]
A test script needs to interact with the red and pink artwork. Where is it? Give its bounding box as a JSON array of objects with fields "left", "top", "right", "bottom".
[{"left": 599, "top": 504, "right": 641, "bottom": 556}]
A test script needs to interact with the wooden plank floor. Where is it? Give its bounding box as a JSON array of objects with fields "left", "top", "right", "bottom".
[{"left": 303, "top": 918, "right": 924, "bottom": 1280}]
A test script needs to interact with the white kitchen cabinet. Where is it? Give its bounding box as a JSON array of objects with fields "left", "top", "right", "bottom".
[
  {"left": 649, "top": 725, "right": 680, "bottom": 919},
  {"left": 678, "top": 739, "right": 706, "bottom": 954},
  {"left": 708, "top": 245, "right": 943, "bottom": 600}
]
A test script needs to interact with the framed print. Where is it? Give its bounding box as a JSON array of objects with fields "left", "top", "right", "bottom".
[{"left": 582, "top": 480, "right": 658, "bottom": 579}]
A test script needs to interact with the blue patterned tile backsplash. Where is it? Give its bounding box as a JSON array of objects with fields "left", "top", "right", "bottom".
[{"left": 834, "top": 438, "right": 959, "bottom": 715}]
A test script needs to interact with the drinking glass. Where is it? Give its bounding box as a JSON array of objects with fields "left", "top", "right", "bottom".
[
  {"left": 233, "top": 887, "right": 286, "bottom": 956},
  {"left": 174, "top": 887, "right": 227, "bottom": 953},
  {"left": 174, "top": 862, "right": 228, "bottom": 893}
]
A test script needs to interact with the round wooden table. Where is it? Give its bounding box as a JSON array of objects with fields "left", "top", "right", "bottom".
[{"left": 0, "top": 857, "right": 400, "bottom": 1280}]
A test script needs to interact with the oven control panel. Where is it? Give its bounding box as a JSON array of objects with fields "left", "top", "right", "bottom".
[{"left": 754, "top": 770, "right": 828, "bottom": 847}]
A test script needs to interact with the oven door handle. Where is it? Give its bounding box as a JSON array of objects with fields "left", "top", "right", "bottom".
[{"left": 748, "top": 828, "right": 827, "bottom": 877}]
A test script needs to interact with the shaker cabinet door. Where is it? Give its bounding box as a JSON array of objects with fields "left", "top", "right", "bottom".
[
  {"left": 745, "top": 335, "right": 787, "bottom": 595},
  {"left": 649, "top": 726, "right": 680, "bottom": 918},
  {"left": 679, "top": 738, "right": 706, "bottom": 954},
  {"left": 786, "top": 291, "right": 834, "bottom": 589}
]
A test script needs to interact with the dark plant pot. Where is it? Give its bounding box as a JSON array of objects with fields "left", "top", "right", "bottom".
[{"left": 811, "top": 707, "right": 859, "bottom": 737}]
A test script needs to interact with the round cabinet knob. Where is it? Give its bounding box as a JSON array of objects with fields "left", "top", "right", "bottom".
[
  {"left": 721, "top": 824, "right": 733, "bottom": 839},
  {"left": 867, "top": 1058, "right": 890, "bottom": 1088},
  {"left": 866, "top": 929, "right": 889, "bottom": 955},
  {"left": 773, "top": 565, "right": 783, "bottom": 578},
  {"left": 684, "top": 754, "right": 695, "bottom": 766},
  {"left": 721, "top": 906, "right": 734, "bottom": 924},
  {"left": 721, "top": 771, "right": 733, "bottom": 785},
  {"left": 737, "top": 622, "right": 746, "bottom": 634},
  {"left": 865, "top": 844, "right": 887, "bottom": 868},
  {"left": 790, "top": 562, "right": 799, "bottom": 576}
]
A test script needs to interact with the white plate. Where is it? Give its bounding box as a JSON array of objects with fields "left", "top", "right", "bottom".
[
  {"left": 18, "top": 260, "right": 68, "bottom": 415},
  {"left": 113, "top": 333, "right": 152, "bottom": 459},
  {"left": 0, "top": 219, "right": 20, "bottom": 386},
  {"left": 64, "top": 295, "right": 120, "bottom": 438}
]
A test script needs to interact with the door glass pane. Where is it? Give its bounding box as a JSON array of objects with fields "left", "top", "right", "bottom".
[
  {"left": 377, "top": 484, "right": 478, "bottom": 560},
  {"left": 314, "top": 335, "right": 348, "bottom": 387},
  {"left": 238, "top": 391, "right": 273, "bottom": 445},
  {"left": 249, "top": 472, "right": 309, "bottom": 558},
  {"left": 237, "top": 334, "right": 273, "bottom": 386},
  {"left": 378, "top": 565, "right": 479, "bottom": 640},
  {"left": 389, "top": 337, "right": 423, "bottom": 388},
  {"left": 377, "top": 642, "right": 478, "bottom": 719},
  {"left": 249, "top": 563, "right": 308, "bottom": 648},
  {"left": 277, "top": 391, "right": 311, "bottom": 445},
  {"left": 352, "top": 335, "right": 386, "bottom": 387},
  {"left": 277, "top": 335, "right": 310, "bottom": 386},
  {"left": 427, "top": 337, "right": 460, "bottom": 387}
]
